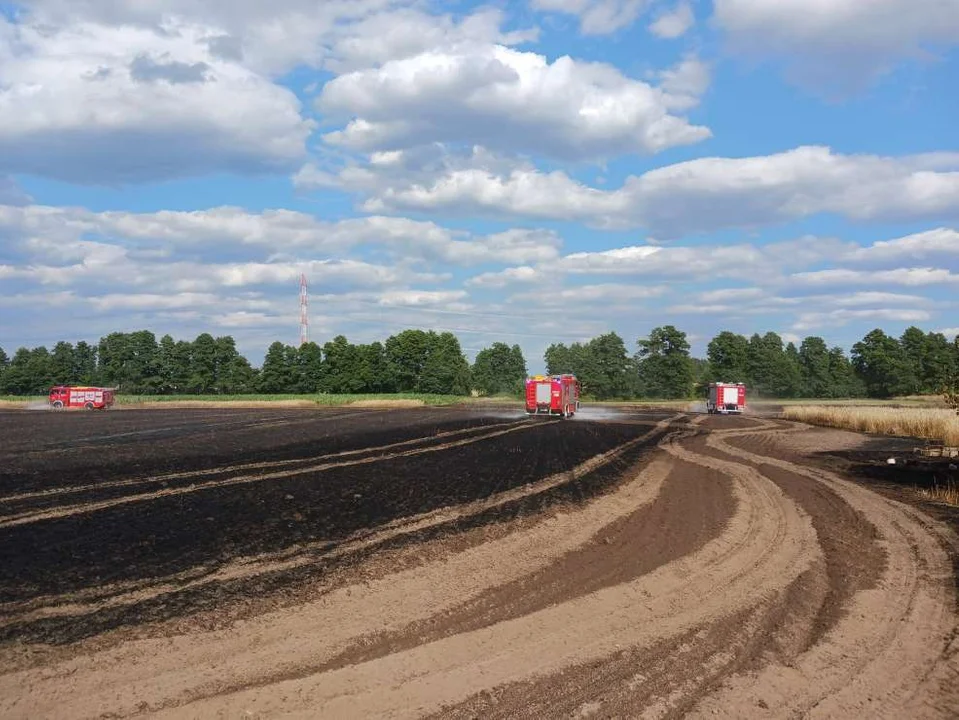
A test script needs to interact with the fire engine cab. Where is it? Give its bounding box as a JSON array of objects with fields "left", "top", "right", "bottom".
[
  {"left": 49, "top": 386, "right": 116, "bottom": 410},
  {"left": 525, "top": 374, "right": 580, "bottom": 418}
]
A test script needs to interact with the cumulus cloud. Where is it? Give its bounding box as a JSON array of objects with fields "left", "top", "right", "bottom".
[
  {"left": 713, "top": 0, "right": 959, "bottom": 91},
  {"left": 0, "top": 204, "right": 562, "bottom": 267},
  {"left": 0, "top": 19, "right": 313, "bottom": 183},
  {"left": 791, "top": 268, "right": 959, "bottom": 288},
  {"left": 508, "top": 283, "right": 666, "bottom": 307},
  {"left": 468, "top": 236, "right": 853, "bottom": 289},
  {"left": 18, "top": 0, "right": 396, "bottom": 75},
  {"left": 317, "top": 43, "right": 711, "bottom": 161},
  {"left": 531, "top": 0, "right": 651, "bottom": 35},
  {"left": 792, "top": 308, "right": 933, "bottom": 332},
  {"left": 842, "top": 227, "right": 959, "bottom": 269},
  {"left": 357, "top": 145, "right": 959, "bottom": 236},
  {"left": 649, "top": 2, "right": 694, "bottom": 38}
]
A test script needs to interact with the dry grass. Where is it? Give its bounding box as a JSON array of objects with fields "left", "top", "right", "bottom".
[
  {"left": 917, "top": 482, "right": 959, "bottom": 507},
  {"left": 782, "top": 405, "right": 959, "bottom": 446}
]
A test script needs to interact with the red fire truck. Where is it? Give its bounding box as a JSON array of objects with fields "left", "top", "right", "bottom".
[
  {"left": 49, "top": 386, "right": 116, "bottom": 410},
  {"left": 706, "top": 382, "right": 746, "bottom": 414},
  {"left": 525, "top": 374, "right": 580, "bottom": 418}
]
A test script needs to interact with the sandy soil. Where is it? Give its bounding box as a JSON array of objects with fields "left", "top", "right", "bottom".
[{"left": 0, "top": 409, "right": 956, "bottom": 718}]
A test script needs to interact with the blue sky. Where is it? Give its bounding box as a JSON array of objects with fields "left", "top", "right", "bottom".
[{"left": 0, "top": 0, "right": 957, "bottom": 372}]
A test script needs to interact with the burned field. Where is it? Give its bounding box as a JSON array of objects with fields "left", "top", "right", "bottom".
[
  {"left": 3, "top": 408, "right": 959, "bottom": 719},
  {"left": 0, "top": 406, "right": 677, "bottom": 647}
]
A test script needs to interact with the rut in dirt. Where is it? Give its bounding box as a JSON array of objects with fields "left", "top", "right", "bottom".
[{"left": 315, "top": 453, "right": 736, "bottom": 675}]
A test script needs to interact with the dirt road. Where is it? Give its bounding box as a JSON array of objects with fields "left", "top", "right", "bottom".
[{"left": 1, "top": 407, "right": 957, "bottom": 718}]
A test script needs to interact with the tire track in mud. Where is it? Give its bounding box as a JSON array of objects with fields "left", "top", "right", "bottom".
[
  {"left": 443, "top": 419, "right": 956, "bottom": 720},
  {"left": 0, "top": 417, "right": 676, "bottom": 626},
  {"left": 138, "top": 426, "right": 817, "bottom": 720},
  {"left": 684, "top": 426, "right": 959, "bottom": 720},
  {"left": 312, "top": 452, "right": 736, "bottom": 676},
  {"left": 0, "top": 421, "right": 544, "bottom": 529}
]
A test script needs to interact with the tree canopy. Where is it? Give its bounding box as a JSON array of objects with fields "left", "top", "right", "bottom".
[{"left": 1, "top": 323, "right": 956, "bottom": 401}]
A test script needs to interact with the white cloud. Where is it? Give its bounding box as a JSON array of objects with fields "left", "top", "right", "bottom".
[
  {"left": 319, "top": 7, "right": 539, "bottom": 74},
  {"left": 508, "top": 283, "right": 666, "bottom": 308},
  {"left": 649, "top": 2, "right": 694, "bottom": 39},
  {"left": 317, "top": 43, "right": 711, "bottom": 161},
  {"left": 467, "top": 266, "right": 546, "bottom": 288},
  {"left": 939, "top": 327, "right": 959, "bottom": 340},
  {"left": 468, "top": 236, "right": 852, "bottom": 288},
  {"left": 713, "top": 0, "right": 959, "bottom": 91},
  {"left": 358, "top": 146, "right": 959, "bottom": 236},
  {"left": 792, "top": 268, "right": 959, "bottom": 288},
  {"left": 21, "top": 1, "right": 541, "bottom": 76},
  {"left": 0, "top": 19, "right": 313, "bottom": 183},
  {"left": 0, "top": 204, "right": 561, "bottom": 267},
  {"left": 655, "top": 55, "right": 710, "bottom": 105},
  {"left": 377, "top": 289, "right": 469, "bottom": 308},
  {"left": 19, "top": 0, "right": 397, "bottom": 75},
  {"left": 531, "top": 0, "right": 651, "bottom": 35},
  {"left": 827, "top": 291, "right": 937, "bottom": 308},
  {"left": 843, "top": 227, "right": 959, "bottom": 268},
  {"left": 792, "top": 308, "right": 933, "bottom": 332}
]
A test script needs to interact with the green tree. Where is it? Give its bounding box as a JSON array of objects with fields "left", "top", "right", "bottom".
[
  {"left": 544, "top": 342, "right": 577, "bottom": 376},
  {"left": 97, "top": 331, "right": 160, "bottom": 393},
  {"left": 355, "top": 342, "right": 393, "bottom": 393},
  {"left": 73, "top": 341, "right": 97, "bottom": 384},
  {"left": 636, "top": 325, "right": 694, "bottom": 399},
  {"left": 544, "top": 335, "right": 633, "bottom": 400},
  {"left": 472, "top": 342, "right": 527, "bottom": 395},
  {"left": 258, "top": 341, "right": 296, "bottom": 393},
  {"left": 852, "top": 329, "right": 917, "bottom": 398},
  {"left": 297, "top": 341, "right": 324, "bottom": 393},
  {"left": 215, "top": 336, "right": 256, "bottom": 393},
  {"left": 0, "top": 346, "right": 7, "bottom": 390},
  {"left": 321, "top": 335, "right": 361, "bottom": 393},
  {"left": 922, "top": 332, "right": 958, "bottom": 395},
  {"left": 1, "top": 346, "right": 54, "bottom": 394},
  {"left": 900, "top": 328, "right": 956, "bottom": 395},
  {"left": 385, "top": 330, "right": 431, "bottom": 392},
  {"left": 419, "top": 332, "right": 471, "bottom": 395},
  {"left": 586, "top": 332, "right": 635, "bottom": 400},
  {"left": 827, "top": 346, "right": 865, "bottom": 398},
  {"left": 155, "top": 334, "right": 180, "bottom": 393},
  {"left": 798, "top": 336, "right": 832, "bottom": 398},
  {"left": 746, "top": 332, "right": 800, "bottom": 397},
  {"left": 1, "top": 348, "right": 32, "bottom": 394},
  {"left": 706, "top": 331, "right": 749, "bottom": 384},
  {"left": 50, "top": 341, "right": 75, "bottom": 383},
  {"left": 780, "top": 342, "right": 802, "bottom": 398},
  {"left": 189, "top": 333, "right": 218, "bottom": 393},
  {"left": 899, "top": 326, "right": 930, "bottom": 396}
]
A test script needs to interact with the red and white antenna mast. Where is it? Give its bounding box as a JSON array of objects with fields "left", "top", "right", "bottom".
[{"left": 299, "top": 272, "right": 309, "bottom": 346}]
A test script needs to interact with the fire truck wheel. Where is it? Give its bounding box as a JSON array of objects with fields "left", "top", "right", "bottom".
[
  {"left": 84, "top": 402, "right": 94, "bottom": 410},
  {"left": 52, "top": 401, "right": 63, "bottom": 409}
]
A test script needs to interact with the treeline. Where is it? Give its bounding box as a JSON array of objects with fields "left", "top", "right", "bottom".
[
  {"left": 545, "top": 325, "right": 958, "bottom": 400},
  {"left": 1, "top": 324, "right": 956, "bottom": 400},
  {"left": 0, "top": 329, "right": 526, "bottom": 397}
]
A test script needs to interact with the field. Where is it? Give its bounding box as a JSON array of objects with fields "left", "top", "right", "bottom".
[
  {"left": 1, "top": 404, "right": 958, "bottom": 718},
  {"left": 781, "top": 404, "right": 959, "bottom": 446}
]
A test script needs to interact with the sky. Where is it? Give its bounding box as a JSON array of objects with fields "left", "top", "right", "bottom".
[{"left": 0, "top": 0, "right": 957, "bottom": 373}]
